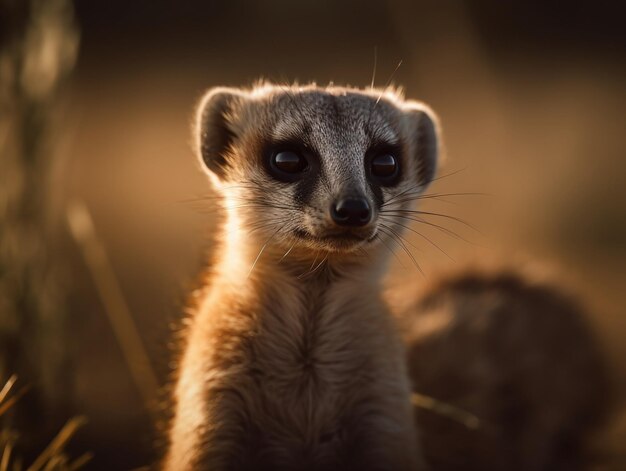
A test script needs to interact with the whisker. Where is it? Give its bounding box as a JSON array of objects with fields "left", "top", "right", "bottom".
[
  {"left": 376, "top": 227, "right": 406, "bottom": 269},
  {"left": 370, "top": 46, "right": 378, "bottom": 89},
  {"left": 382, "top": 178, "right": 450, "bottom": 207},
  {"left": 382, "top": 209, "right": 482, "bottom": 234},
  {"left": 278, "top": 241, "right": 296, "bottom": 263},
  {"left": 176, "top": 195, "right": 221, "bottom": 204},
  {"left": 297, "top": 251, "right": 320, "bottom": 279},
  {"left": 247, "top": 224, "right": 285, "bottom": 279},
  {"left": 381, "top": 167, "right": 469, "bottom": 208},
  {"left": 183, "top": 196, "right": 302, "bottom": 214},
  {"left": 382, "top": 184, "right": 425, "bottom": 207},
  {"left": 390, "top": 196, "right": 460, "bottom": 206},
  {"left": 420, "top": 191, "right": 490, "bottom": 199},
  {"left": 225, "top": 203, "right": 300, "bottom": 212},
  {"left": 382, "top": 191, "right": 489, "bottom": 208},
  {"left": 376, "top": 59, "right": 403, "bottom": 105},
  {"left": 298, "top": 253, "right": 329, "bottom": 279},
  {"left": 380, "top": 213, "right": 473, "bottom": 243},
  {"left": 179, "top": 193, "right": 300, "bottom": 207},
  {"left": 309, "top": 252, "right": 320, "bottom": 270},
  {"left": 429, "top": 167, "right": 467, "bottom": 183},
  {"left": 381, "top": 216, "right": 455, "bottom": 262},
  {"left": 380, "top": 223, "right": 423, "bottom": 253},
  {"left": 314, "top": 254, "right": 329, "bottom": 273},
  {"left": 366, "top": 58, "right": 403, "bottom": 131},
  {"left": 379, "top": 222, "right": 424, "bottom": 275},
  {"left": 221, "top": 216, "right": 292, "bottom": 239}
]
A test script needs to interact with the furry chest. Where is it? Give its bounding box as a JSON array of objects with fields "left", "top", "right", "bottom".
[{"left": 243, "top": 302, "right": 370, "bottom": 442}]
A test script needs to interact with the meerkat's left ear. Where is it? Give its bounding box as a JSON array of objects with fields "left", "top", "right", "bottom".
[
  {"left": 402, "top": 102, "right": 441, "bottom": 188},
  {"left": 195, "top": 87, "right": 246, "bottom": 182}
]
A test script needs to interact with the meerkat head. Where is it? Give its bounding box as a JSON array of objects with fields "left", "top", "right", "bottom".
[{"left": 195, "top": 82, "right": 440, "bottom": 260}]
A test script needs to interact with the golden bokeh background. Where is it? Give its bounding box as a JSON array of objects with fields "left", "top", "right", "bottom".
[{"left": 1, "top": 0, "right": 625, "bottom": 468}]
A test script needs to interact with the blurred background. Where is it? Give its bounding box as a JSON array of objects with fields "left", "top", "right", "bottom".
[{"left": 1, "top": 0, "right": 625, "bottom": 469}]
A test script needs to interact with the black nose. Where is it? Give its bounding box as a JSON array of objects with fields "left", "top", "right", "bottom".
[{"left": 331, "top": 197, "right": 372, "bottom": 227}]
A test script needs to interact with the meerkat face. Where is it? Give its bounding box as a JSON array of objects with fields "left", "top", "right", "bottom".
[{"left": 196, "top": 83, "right": 439, "bottom": 257}]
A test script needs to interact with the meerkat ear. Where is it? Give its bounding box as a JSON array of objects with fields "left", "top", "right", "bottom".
[
  {"left": 195, "top": 87, "right": 244, "bottom": 180},
  {"left": 402, "top": 102, "right": 441, "bottom": 188}
]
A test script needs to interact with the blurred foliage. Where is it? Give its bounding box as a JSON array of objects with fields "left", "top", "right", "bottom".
[{"left": 0, "top": 0, "right": 79, "bottom": 456}]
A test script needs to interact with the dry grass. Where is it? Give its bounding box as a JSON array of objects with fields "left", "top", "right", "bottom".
[
  {"left": 411, "top": 392, "right": 480, "bottom": 430},
  {"left": 0, "top": 377, "right": 91, "bottom": 471},
  {"left": 66, "top": 199, "right": 159, "bottom": 409}
]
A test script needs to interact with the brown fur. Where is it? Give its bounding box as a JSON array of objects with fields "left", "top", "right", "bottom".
[
  {"left": 165, "top": 253, "right": 420, "bottom": 470},
  {"left": 163, "top": 83, "right": 439, "bottom": 470},
  {"left": 402, "top": 269, "right": 610, "bottom": 471}
]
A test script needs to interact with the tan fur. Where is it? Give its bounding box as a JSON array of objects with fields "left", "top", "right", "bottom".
[
  {"left": 166, "top": 251, "right": 419, "bottom": 470},
  {"left": 164, "top": 83, "right": 439, "bottom": 470}
]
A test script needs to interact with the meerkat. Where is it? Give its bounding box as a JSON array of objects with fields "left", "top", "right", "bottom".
[
  {"left": 164, "top": 83, "right": 440, "bottom": 470},
  {"left": 401, "top": 269, "right": 610, "bottom": 471}
]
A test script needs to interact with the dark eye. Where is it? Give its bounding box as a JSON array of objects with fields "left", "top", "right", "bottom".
[
  {"left": 371, "top": 154, "right": 398, "bottom": 178},
  {"left": 271, "top": 150, "right": 308, "bottom": 175}
]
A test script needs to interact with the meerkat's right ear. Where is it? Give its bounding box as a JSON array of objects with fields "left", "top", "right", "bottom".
[
  {"left": 195, "top": 87, "right": 245, "bottom": 180},
  {"left": 402, "top": 102, "right": 442, "bottom": 189}
]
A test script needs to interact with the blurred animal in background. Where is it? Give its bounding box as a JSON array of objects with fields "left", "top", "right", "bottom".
[{"left": 400, "top": 269, "right": 610, "bottom": 471}]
